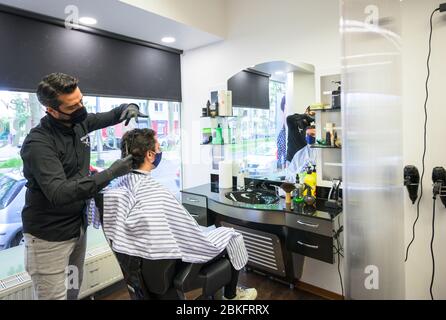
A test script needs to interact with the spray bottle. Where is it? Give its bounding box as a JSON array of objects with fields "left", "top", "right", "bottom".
[{"left": 303, "top": 165, "right": 317, "bottom": 198}]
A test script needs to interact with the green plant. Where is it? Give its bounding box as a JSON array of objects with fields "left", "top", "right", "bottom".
[
  {"left": 0, "top": 158, "right": 23, "bottom": 169},
  {"left": 10, "top": 97, "right": 30, "bottom": 129}
]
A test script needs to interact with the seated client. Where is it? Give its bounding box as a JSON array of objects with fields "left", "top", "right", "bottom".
[{"left": 102, "top": 128, "right": 257, "bottom": 300}]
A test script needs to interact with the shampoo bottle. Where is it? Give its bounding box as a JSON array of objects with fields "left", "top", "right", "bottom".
[
  {"left": 237, "top": 168, "right": 246, "bottom": 190},
  {"left": 214, "top": 124, "right": 223, "bottom": 145}
]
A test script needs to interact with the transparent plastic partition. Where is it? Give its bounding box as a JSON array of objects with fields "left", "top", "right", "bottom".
[{"left": 341, "top": 0, "right": 405, "bottom": 299}]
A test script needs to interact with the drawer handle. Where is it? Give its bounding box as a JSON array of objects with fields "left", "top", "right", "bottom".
[
  {"left": 89, "top": 268, "right": 99, "bottom": 273},
  {"left": 90, "top": 282, "right": 100, "bottom": 288},
  {"left": 186, "top": 197, "right": 200, "bottom": 203},
  {"left": 297, "top": 241, "right": 319, "bottom": 249},
  {"left": 297, "top": 220, "right": 319, "bottom": 228}
]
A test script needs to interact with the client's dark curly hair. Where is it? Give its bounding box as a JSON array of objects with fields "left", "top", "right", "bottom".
[{"left": 121, "top": 128, "right": 156, "bottom": 169}]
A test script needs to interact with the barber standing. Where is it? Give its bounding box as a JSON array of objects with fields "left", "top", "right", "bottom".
[
  {"left": 20, "top": 73, "right": 147, "bottom": 300},
  {"left": 286, "top": 106, "right": 315, "bottom": 164}
]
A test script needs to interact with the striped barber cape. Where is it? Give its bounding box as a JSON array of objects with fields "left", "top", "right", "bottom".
[{"left": 102, "top": 171, "right": 248, "bottom": 270}]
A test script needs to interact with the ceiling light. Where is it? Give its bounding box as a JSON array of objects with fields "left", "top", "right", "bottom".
[
  {"left": 79, "top": 17, "right": 97, "bottom": 25},
  {"left": 275, "top": 71, "right": 284, "bottom": 75},
  {"left": 162, "top": 37, "right": 176, "bottom": 43}
]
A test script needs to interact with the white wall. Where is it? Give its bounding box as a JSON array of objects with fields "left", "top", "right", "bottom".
[
  {"left": 402, "top": 0, "right": 446, "bottom": 300},
  {"left": 181, "top": 0, "right": 342, "bottom": 294},
  {"left": 120, "top": 0, "right": 228, "bottom": 38},
  {"left": 285, "top": 71, "right": 316, "bottom": 118},
  {"left": 291, "top": 72, "right": 316, "bottom": 116}
]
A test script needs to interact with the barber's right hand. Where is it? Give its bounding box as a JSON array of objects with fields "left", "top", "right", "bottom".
[{"left": 107, "top": 155, "right": 133, "bottom": 179}]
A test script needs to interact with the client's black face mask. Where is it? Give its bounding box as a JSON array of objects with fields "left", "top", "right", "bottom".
[{"left": 56, "top": 106, "right": 88, "bottom": 124}]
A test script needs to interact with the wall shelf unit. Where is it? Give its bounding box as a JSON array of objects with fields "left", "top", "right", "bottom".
[
  {"left": 314, "top": 74, "right": 342, "bottom": 187},
  {"left": 200, "top": 113, "right": 238, "bottom": 171}
]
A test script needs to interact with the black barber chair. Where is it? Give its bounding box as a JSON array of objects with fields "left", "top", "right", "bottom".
[
  {"left": 114, "top": 251, "right": 233, "bottom": 300},
  {"left": 94, "top": 193, "right": 233, "bottom": 300}
]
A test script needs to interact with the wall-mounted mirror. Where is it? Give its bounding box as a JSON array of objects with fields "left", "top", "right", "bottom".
[{"left": 215, "top": 60, "right": 317, "bottom": 180}]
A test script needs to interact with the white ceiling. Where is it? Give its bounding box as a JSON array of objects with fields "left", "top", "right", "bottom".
[
  {"left": 0, "top": 0, "right": 223, "bottom": 51},
  {"left": 252, "top": 61, "right": 315, "bottom": 83}
]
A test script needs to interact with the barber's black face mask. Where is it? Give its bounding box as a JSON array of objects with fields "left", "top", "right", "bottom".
[{"left": 57, "top": 106, "right": 88, "bottom": 124}]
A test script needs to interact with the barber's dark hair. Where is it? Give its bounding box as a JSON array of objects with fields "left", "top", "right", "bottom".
[
  {"left": 121, "top": 128, "right": 156, "bottom": 169},
  {"left": 36, "top": 73, "right": 79, "bottom": 109}
]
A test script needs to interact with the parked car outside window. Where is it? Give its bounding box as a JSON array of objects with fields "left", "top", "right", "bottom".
[{"left": 0, "top": 172, "right": 26, "bottom": 250}]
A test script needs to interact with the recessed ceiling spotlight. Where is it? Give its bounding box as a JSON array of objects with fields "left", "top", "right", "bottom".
[
  {"left": 162, "top": 37, "right": 176, "bottom": 43},
  {"left": 79, "top": 17, "right": 97, "bottom": 25}
]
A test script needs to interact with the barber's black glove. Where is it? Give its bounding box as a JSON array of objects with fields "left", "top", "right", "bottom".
[
  {"left": 92, "top": 155, "right": 134, "bottom": 188},
  {"left": 107, "top": 155, "right": 134, "bottom": 179},
  {"left": 119, "top": 103, "right": 149, "bottom": 126}
]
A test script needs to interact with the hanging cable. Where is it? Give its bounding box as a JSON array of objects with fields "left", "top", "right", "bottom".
[
  {"left": 333, "top": 215, "right": 344, "bottom": 298},
  {"left": 405, "top": 7, "right": 439, "bottom": 262},
  {"left": 336, "top": 236, "right": 344, "bottom": 299},
  {"left": 429, "top": 197, "right": 436, "bottom": 300}
]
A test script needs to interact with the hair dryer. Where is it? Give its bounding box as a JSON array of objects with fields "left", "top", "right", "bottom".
[
  {"left": 432, "top": 167, "right": 446, "bottom": 207},
  {"left": 404, "top": 165, "right": 420, "bottom": 204}
]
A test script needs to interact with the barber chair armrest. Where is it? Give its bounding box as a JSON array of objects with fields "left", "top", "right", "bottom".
[{"left": 173, "top": 262, "right": 203, "bottom": 292}]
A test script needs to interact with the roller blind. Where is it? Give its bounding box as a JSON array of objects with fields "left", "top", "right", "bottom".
[
  {"left": 227, "top": 69, "right": 270, "bottom": 109},
  {"left": 0, "top": 7, "right": 182, "bottom": 101}
]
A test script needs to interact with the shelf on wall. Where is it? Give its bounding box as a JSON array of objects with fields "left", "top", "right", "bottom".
[
  {"left": 324, "top": 162, "right": 343, "bottom": 167},
  {"left": 322, "top": 128, "right": 342, "bottom": 132},
  {"left": 200, "top": 116, "right": 236, "bottom": 118},
  {"left": 310, "top": 108, "right": 341, "bottom": 112},
  {"left": 310, "top": 145, "right": 342, "bottom": 149}
]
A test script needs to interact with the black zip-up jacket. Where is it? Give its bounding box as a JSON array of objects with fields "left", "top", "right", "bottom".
[
  {"left": 20, "top": 105, "right": 126, "bottom": 241},
  {"left": 286, "top": 113, "right": 314, "bottom": 162}
]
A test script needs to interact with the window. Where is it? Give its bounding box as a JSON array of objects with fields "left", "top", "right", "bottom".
[
  {"left": 82, "top": 97, "right": 181, "bottom": 197},
  {"left": 0, "top": 90, "right": 182, "bottom": 258},
  {"left": 229, "top": 80, "right": 286, "bottom": 177},
  {"left": 0, "top": 175, "right": 23, "bottom": 209},
  {"left": 154, "top": 102, "right": 164, "bottom": 112},
  {"left": 157, "top": 122, "right": 165, "bottom": 135}
]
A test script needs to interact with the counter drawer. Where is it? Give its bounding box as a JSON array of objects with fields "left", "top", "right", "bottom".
[
  {"left": 287, "top": 228, "right": 334, "bottom": 264},
  {"left": 286, "top": 214, "right": 333, "bottom": 237},
  {"left": 183, "top": 203, "right": 208, "bottom": 227},
  {"left": 181, "top": 192, "right": 207, "bottom": 209}
]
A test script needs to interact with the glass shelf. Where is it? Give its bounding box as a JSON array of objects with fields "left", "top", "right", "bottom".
[
  {"left": 310, "top": 145, "right": 342, "bottom": 149},
  {"left": 322, "top": 127, "right": 342, "bottom": 132},
  {"left": 324, "top": 162, "right": 343, "bottom": 167},
  {"left": 200, "top": 116, "right": 236, "bottom": 118},
  {"left": 310, "top": 108, "right": 341, "bottom": 112}
]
